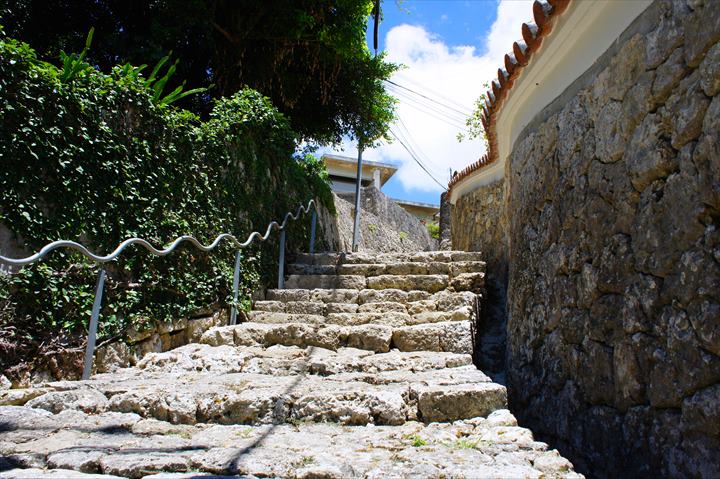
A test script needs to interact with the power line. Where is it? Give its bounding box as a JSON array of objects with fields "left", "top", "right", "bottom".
[
  {"left": 386, "top": 85, "right": 467, "bottom": 129},
  {"left": 390, "top": 128, "right": 447, "bottom": 190},
  {"left": 395, "top": 115, "right": 446, "bottom": 179},
  {"left": 393, "top": 123, "right": 442, "bottom": 181},
  {"left": 385, "top": 84, "right": 468, "bottom": 125},
  {"left": 386, "top": 87, "right": 469, "bottom": 126},
  {"left": 394, "top": 73, "right": 475, "bottom": 114},
  {"left": 385, "top": 79, "right": 473, "bottom": 117},
  {"left": 389, "top": 128, "right": 447, "bottom": 191}
]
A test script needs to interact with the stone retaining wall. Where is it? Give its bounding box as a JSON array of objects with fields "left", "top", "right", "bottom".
[
  {"left": 452, "top": 0, "right": 719, "bottom": 476},
  {"left": 329, "top": 186, "right": 437, "bottom": 252},
  {"left": 505, "top": 1, "right": 719, "bottom": 476},
  {"left": 93, "top": 310, "right": 228, "bottom": 374},
  {"left": 451, "top": 179, "right": 507, "bottom": 379},
  {"left": 1, "top": 310, "right": 228, "bottom": 387}
]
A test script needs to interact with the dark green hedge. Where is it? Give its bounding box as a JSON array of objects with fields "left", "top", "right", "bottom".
[{"left": 0, "top": 32, "right": 333, "bottom": 354}]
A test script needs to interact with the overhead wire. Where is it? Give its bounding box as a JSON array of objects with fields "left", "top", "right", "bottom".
[
  {"left": 385, "top": 84, "right": 468, "bottom": 124},
  {"left": 394, "top": 115, "right": 447, "bottom": 180},
  {"left": 388, "top": 128, "right": 447, "bottom": 191},
  {"left": 392, "top": 73, "right": 474, "bottom": 114},
  {"left": 381, "top": 75, "right": 477, "bottom": 188},
  {"left": 385, "top": 79, "right": 474, "bottom": 118},
  {"left": 386, "top": 85, "right": 468, "bottom": 130},
  {"left": 392, "top": 123, "right": 441, "bottom": 181}
]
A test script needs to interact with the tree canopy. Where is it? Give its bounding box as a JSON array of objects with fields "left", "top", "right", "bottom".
[{"left": 1, "top": 0, "right": 396, "bottom": 145}]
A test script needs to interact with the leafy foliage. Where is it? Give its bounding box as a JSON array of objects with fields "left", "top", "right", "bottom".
[
  {"left": 0, "top": 32, "right": 333, "bottom": 367},
  {"left": 457, "top": 81, "right": 490, "bottom": 147},
  {"left": 213, "top": 0, "right": 398, "bottom": 146},
  {"left": 57, "top": 27, "right": 94, "bottom": 82},
  {"left": 2, "top": 0, "right": 397, "bottom": 145},
  {"left": 426, "top": 222, "right": 440, "bottom": 240},
  {"left": 138, "top": 54, "right": 211, "bottom": 106},
  {"left": 1, "top": 0, "right": 215, "bottom": 113}
]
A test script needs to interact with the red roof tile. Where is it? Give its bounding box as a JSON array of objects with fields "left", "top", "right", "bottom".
[{"left": 448, "top": 0, "right": 570, "bottom": 194}]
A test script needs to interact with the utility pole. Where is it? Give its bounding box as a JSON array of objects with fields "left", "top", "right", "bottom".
[
  {"left": 351, "top": 147, "right": 364, "bottom": 252},
  {"left": 350, "top": 0, "right": 380, "bottom": 253}
]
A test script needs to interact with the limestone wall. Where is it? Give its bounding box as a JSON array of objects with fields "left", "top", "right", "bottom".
[
  {"left": 93, "top": 310, "right": 228, "bottom": 374},
  {"left": 451, "top": 179, "right": 507, "bottom": 378},
  {"left": 503, "top": 1, "right": 719, "bottom": 476},
  {"left": 451, "top": 179, "right": 505, "bottom": 259},
  {"left": 327, "top": 186, "right": 437, "bottom": 253},
  {"left": 5, "top": 310, "right": 229, "bottom": 387}
]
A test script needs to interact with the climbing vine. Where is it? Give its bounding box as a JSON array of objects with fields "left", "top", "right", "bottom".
[{"left": 0, "top": 31, "right": 333, "bottom": 369}]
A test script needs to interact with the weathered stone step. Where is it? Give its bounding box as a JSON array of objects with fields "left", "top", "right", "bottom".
[
  {"left": 0, "top": 406, "right": 581, "bottom": 479},
  {"left": 266, "top": 287, "right": 362, "bottom": 303},
  {"left": 284, "top": 273, "right": 483, "bottom": 293},
  {"left": 284, "top": 274, "right": 367, "bottom": 290},
  {"left": 20, "top": 366, "right": 504, "bottom": 427},
  {"left": 294, "top": 250, "right": 484, "bottom": 266},
  {"left": 248, "top": 310, "right": 409, "bottom": 327},
  {"left": 287, "top": 260, "right": 486, "bottom": 277},
  {"left": 247, "top": 308, "right": 472, "bottom": 327},
  {"left": 264, "top": 288, "right": 478, "bottom": 309},
  {"left": 0, "top": 347, "right": 478, "bottom": 408},
  {"left": 126, "top": 344, "right": 476, "bottom": 379},
  {"left": 201, "top": 321, "right": 473, "bottom": 354}
]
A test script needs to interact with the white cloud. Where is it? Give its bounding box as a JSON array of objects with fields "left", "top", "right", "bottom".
[
  {"left": 484, "top": 0, "right": 537, "bottom": 66},
  {"left": 335, "top": 0, "right": 535, "bottom": 196}
]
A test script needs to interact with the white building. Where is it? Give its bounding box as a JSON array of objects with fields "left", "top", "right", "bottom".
[
  {"left": 323, "top": 153, "right": 396, "bottom": 193},
  {"left": 322, "top": 154, "right": 439, "bottom": 222}
]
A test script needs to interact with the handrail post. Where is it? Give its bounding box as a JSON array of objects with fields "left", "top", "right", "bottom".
[
  {"left": 82, "top": 268, "right": 106, "bottom": 380},
  {"left": 278, "top": 229, "right": 286, "bottom": 289},
  {"left": 309, "top": 208, "right": 317, "bottom": 255},
  {"left": 229, "top": 250, "right": 242, "bottom": 325}
]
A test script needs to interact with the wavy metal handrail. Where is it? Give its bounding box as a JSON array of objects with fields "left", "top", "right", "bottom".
[
  {"left": 0, "top": 199, "right": 316, "bottom": 266},
  {"left": 0, "top": 198, "right": 318, "bottom": 380}
]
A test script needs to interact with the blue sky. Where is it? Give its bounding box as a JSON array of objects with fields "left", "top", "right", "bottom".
[
  {"left": 321, "top": 0, "right": 536, "bottom": 206},
  {"left": 371, "top": 1, "right": 498, "bottom": 54}
]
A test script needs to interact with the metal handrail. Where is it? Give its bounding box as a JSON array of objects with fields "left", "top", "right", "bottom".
[
  {"left": 0, "top": 200, "right": 316, "bottom": 265},
  {"left": 0, "top": 199, "right": 319, "bottom": 379}
]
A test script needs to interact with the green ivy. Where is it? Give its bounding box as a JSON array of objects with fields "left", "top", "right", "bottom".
[
  {"left": 426, "top": 222, "right": 440, "bottom": 240},
  {"left": 0, "top": 32, "right": 333, "bottom": 357}
]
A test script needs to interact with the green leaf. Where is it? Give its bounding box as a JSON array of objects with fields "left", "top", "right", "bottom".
[{"left": 145, "top": 54, "right": 170, "bottom": 87}]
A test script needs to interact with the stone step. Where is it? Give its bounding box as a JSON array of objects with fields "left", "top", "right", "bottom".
[
  {"left": 365, "top": 274, "right": 448, "bottom": 293},
  {"left": 0, "top": 347, "right": 478, "bottom": 405},
  {"left": 201, "top": 321, "right": 473, "bottom": 354},
  {"left": 283, "top": 273, "right": 484, "bottom": 293},
  {"left": 18, "top": 358, "right": 503, "bottom": 427},
  {"left": 135, "top": 344, "right": 476, "bottom": 377},
  {"left": 287, "top": 260, "right": 486, "bottom": 277},
  {"left": 294, "top": 250, "right": 484, "bottom": 266},
  {"left": 266, "top": 288, "right": 361, "bottom": 304},
  {"left": 264, "top": 288, "right": 478, "bottom": 309},
  {"left": 31, "top": 374, "right": 505, "bottom": 427},
  {"left": 247, "top": 308, "right": 472, "bottom": 327},
  {"left": 0, "top": 406, "right": 581, "bottom": 479},
  {"left": 248, "top": 310, "right": 410, "bottom": 327},
  {"left": 284, "top": 274, "right": 367, "bottom": 290}
]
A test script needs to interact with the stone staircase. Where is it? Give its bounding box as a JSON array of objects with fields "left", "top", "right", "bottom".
[{"left": 0, "top": 251, "right": 581, "bottom": 478}]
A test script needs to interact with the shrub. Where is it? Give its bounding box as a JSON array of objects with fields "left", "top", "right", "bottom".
[
  {"left": 0, "top": 31, "right": 333, "bottom": 369},
  {"left": 426, "top": 222, "right": 440, "bottom": 240}
]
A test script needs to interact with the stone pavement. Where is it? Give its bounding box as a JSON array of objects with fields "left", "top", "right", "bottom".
[{"left": 0, "top": 251, "right": 582, "bottom": 478}]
